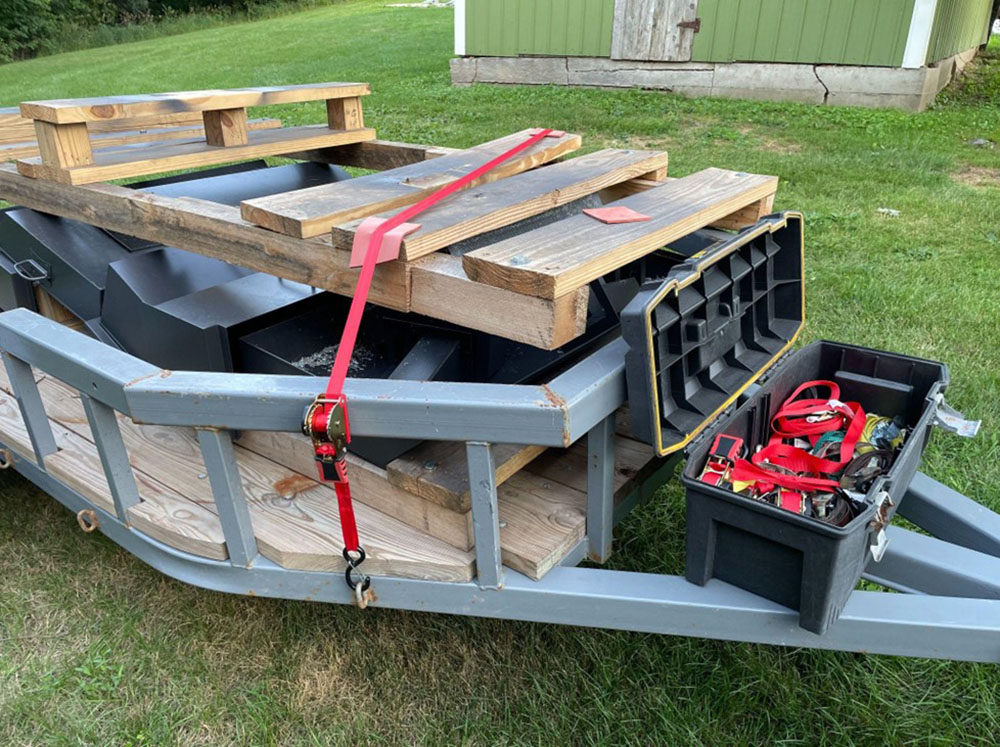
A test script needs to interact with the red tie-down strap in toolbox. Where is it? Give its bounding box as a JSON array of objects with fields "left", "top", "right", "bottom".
[
  {"left": 731, "top": 380, "right": 866, "bottom": 494},
  {"left": 302, "top": 128, "right": 563, "bottom": 588}
]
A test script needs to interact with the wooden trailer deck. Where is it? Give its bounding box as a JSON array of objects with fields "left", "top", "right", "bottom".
[{"left": 0, "top": 83, "right": 781, "bottom": 583}]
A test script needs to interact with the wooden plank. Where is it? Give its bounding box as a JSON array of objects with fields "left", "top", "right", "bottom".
[
  {"left": 240, "top": 129, "right": 583, "bottom": 238},
  {"left": 462, "top": 168, "right": 781, "bottom": 299},
  {"left": 526, "top": 435, "right": 659, "bottom": 502},
  {"left": 409, "top": 253, "right": 589, "bottom": 350},
  {"left": 1, "top": 118, "right": 283, "bottom": 162},
  {"left": 282, "top": 139, "right": 458, "bottom": 170},
  {"left": 237, "top": 430, "right": 475, "bottom": 551},
  {"left": 19, "top": 83, "right": 371, "bottom": 124},
  {"left": 330, "top": 148, "right": 669, "bottom": 261},
  {"left": 0, "top": 165, "right": 410, "bottom": 311},
  {"left": 202, "top": 107, "right": 249, "bottom": 147},
  {"left": 0, "top": 370, "right": 227, "bottom": 559},
  {"left": 386, "top": 441, "right": 547, "bottom": 512},
  {"left": 611, "top": 0, "right": 699, "bottom": 62},
  {"left": 33, "top": 121, "right": 93, "bottom": 168},
  {"left": 17, "top": 124, "right": 377, "bottom": 185},
  {"left": 0, "top": 109, "right": 243, "bottom": 144},
  {"left": 34, "top": 375, "right": 473, "bottom": 581},
  {"left": 236, "top": 426, "right": 584, "bottom": 581},
  {"left": 599, "top": 177, "right": 777, "bottom": 231}
]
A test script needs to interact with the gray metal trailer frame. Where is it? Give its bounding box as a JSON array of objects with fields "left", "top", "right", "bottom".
[{"left": 1, "top": 308, "right": 998, "bottom": 663}]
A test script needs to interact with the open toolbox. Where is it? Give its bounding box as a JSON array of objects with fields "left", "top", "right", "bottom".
[{"left": 622, "top": 212, "right": 963, "bottom": 634}]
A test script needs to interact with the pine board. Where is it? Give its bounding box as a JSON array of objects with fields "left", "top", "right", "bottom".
[
  {"left": 0, "top": 369, "right": 227, "bottom": 559},
  {"left": 19, "top": 83, "right": 370, "bottom": 124},
  {"left": 329, "top": 148, "right": 668, "bottom": 261},
  {"left": 240, "top": 129, "right": 583, "bottom": 238},
  {"left": 386, "top": 441, "right": 547, "bottom": 512},
  {"left": 32, "top": 375, "right": 474, "bottom": 581},
  {"left": 17, "top": 124, "right": 377, "bottom": 185},
  {"left": 462, "top": 168, "right": 780, "bottom": 299}
]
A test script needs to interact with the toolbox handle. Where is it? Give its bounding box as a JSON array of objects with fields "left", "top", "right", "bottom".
[{"left": 12, "top": 259, "right": 49, "bottom": 283}]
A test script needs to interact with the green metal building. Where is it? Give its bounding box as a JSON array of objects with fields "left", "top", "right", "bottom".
[{"left": 451, "top": 0, "right": 995, "bottom": 110}]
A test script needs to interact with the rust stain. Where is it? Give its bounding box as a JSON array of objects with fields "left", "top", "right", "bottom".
[
  {"left": 273, "top": 473, "right": 315, "bottom": 498},
  {"left": 363, "top": 588, "right": 377, "bottom": 606},
  {"left": 124, "top": 370, "right": 162, "bottom": 388},
  {"left": 540, "top": 385, "right": 566, "bottom": 409},
  {"left": 247, "top": 589, "right": 257, "bottom": 597}
]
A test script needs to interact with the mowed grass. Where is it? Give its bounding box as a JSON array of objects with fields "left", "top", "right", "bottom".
[{"left": 1, "top": 2, "right": 1000, "bottom": 743}]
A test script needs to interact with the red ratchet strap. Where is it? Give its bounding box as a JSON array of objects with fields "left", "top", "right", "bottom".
[
  {"left": 732, "top": 380, "right": 866, "bottom": 494},
  {"left": 310, "top": 128, "right": 562, "bottom": 556}
]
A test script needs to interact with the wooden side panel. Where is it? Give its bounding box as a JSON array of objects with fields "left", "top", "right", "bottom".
[{"left": 611, "top": 0, "right": 700, "bottom": 62}]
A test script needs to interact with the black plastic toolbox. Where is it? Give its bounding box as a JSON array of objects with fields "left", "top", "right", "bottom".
[{"left": 621, "top": 212, "right": 950, "bottom": 634}]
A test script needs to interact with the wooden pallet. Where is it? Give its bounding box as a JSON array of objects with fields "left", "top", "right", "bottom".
[
  {"left": 0, "top": 129, "right": 777, "bottom": 350},
  {"left": 13, "top": 84, "right": 374, "bottom": 184}
]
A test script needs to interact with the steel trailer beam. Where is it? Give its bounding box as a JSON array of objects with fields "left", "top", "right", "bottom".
[
  {"left": 898, "top": 472, "right": 1000, "bottom": 559},
  {"left": 865, "top": 526, "right": 1000, "bottom": 598},
  {"left": 6, "top": 450, "right": 1000, "bottom": 663}
]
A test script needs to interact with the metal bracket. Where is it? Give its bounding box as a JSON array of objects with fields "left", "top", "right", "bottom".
[
  {"left": 677, "top": 18, "right": 701, "bottom": 32},
  {"left": 12, "top": 258, "right": 48, "bottom": 282},
  {"left": 932, "top": 394, "right": 980, "bottom": 438}
]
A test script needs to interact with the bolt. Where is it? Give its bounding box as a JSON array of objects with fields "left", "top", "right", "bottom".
[{"left": 423, "top": 460, "right": 437, "bottom": 471}]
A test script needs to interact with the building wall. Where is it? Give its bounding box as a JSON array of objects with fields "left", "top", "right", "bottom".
[
  {"left": 461, "top": 0, "right": 992, "bottom": 67},
  {"left": 691, "top": 0, "right": 914, "bottom": 66},
  {"left": 925, "top": 0, "right": 993, "bottom": 62},
  {"left": 464, "top": 0, "right": 615, "bottom": 57}
]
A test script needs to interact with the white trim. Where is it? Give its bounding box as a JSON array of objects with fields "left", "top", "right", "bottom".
[
  {"left": 454, "top": 0, "right": 466, "bottom": 56},
  {"left": 902, "top": 0, "right": 939, "bottom": 69}
]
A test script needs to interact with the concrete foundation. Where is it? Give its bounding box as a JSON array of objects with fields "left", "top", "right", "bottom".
[{"left": 450, "top": 48, "right": 981, "bottom": 111}]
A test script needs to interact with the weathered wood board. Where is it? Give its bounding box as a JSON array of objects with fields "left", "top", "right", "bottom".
[
  {"left": 1, "top": 118, "right": 282, "bottom": 162},
  {"left": 462, "top": 168, "right": 780, "bottom": 299},
  {"left": 329, "top": 148, "right": 668, "bottom": 260},
  {"left": 240, "top": 130, "right": 583, "bottom": 238},
  {"left": 19, "top": 83, "right": 370, "bottom": 124},
  {"left": 30, "top": 374, "right": 475, "bottom": 582},
  {"left": 611, "top": 0, "right": 700, "bottom": 62},
  {"left": 17, "top": 124, "right": 377, "bottom": 185}
]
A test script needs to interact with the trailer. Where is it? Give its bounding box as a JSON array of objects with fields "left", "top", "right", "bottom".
[{"left": 0, "top": 84, "right": 997, "bottom": 662}]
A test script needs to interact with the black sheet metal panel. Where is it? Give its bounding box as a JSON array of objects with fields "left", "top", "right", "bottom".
[
  {"left": 621, "top": 212, "right": 805, "bottom": 456},
  {"left": 101, "top": 247, "right": 321, "bottom": 372},
  {"left": 0, "top": 206, "right": 137, "bottom": 320},
  {"left": 681, "top": 341, "right": 947, "bottom": 634}
]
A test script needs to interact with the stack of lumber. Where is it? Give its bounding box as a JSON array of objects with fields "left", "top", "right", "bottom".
[
  {"left": 0, "top": 106, "right": 283, "bottom": 162},
  {"left": 0, "top": 362, "right": 665, "bottom": 582},
  {"left": 10, "top": 83, "right": 374, "bottom": 183}
]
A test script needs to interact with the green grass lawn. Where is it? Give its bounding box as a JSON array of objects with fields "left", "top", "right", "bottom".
[{"left": 1, "top": 2, "right": 1000, "bottom": 743}]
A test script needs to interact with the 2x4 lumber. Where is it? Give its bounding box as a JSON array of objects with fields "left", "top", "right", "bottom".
[
  {"left": 462, "top": 168, "right": 781, "bottom": 299},
  {"left": 202, "top": 107, "right": 249, "bottom": 147},
  {"left": 329, "top": 148, "right": 669, "bottom": 261},
  {"left": 19, "top": 83, "right": 371, "bottom": 125},
  {"left": 17, "top": 123, "right": 378, "bottom": 185},
  {"left": 408, "top": 252, "right": 589, "bottom": 350},
  {"left": 0, "top": 369, "right": 227, "bottom": 559},
  {"left": 240, "top": 129, "right": 584, "bottom": 238},
  {"left": 599, "top": 176, "right": 776, "bottom": 231},
  {"left": 282, "top": 139, "right": 458, "bottom": 169},
  {"left": 1, "top": 118, "right": 283, "bottom": 162},
  {"left": 0, "top": 109, "right": 238, "bottom": 144},
  {"left": 33, "top": 121, "right": 93, "bottom": 168},
  {"left": 35, "top": 375, "right": 474, "bottom": 581},
  {"left": 326, "top": 96, "right": 364, "bottom": 131},
  {"left": 386, "top": 441, "right": 547, "bottom": 513}
]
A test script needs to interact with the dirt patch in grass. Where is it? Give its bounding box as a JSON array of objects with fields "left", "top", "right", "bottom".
[
  {"left": 951, "top": 166, "right": 1000, "bottom": 188},
  {"left": 758, "top": 137, "right": 803, "bottom": 155}
]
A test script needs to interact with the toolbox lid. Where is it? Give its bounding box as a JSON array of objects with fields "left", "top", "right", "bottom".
[{"left": 621, "top": 212, "right": 805, "bottom": 456}]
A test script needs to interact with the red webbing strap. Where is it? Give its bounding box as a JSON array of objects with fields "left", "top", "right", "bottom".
[
  {"left": 314, "top": 128, "right": 557, "bottom": 552},
  {"left": 733, "top": 380, "right": 867, "bottom": 496}
]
